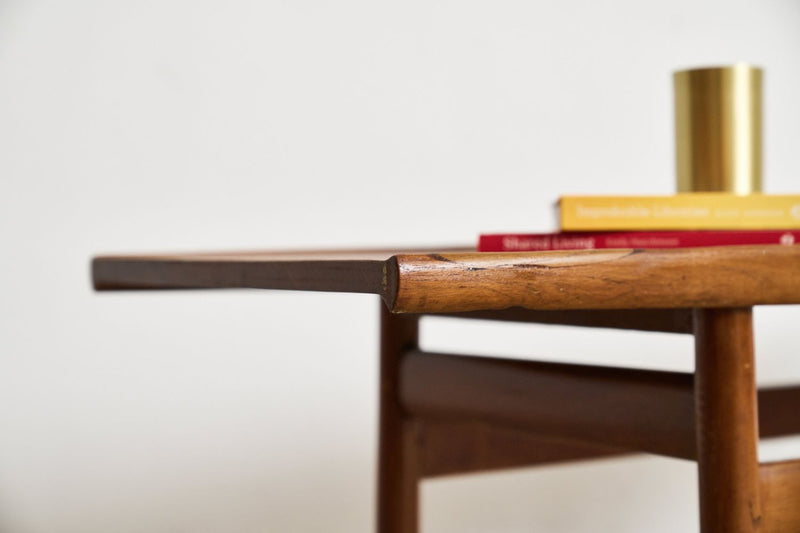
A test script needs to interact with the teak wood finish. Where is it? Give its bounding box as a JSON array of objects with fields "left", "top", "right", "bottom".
[
  {"left": 694, "top": 308, "right": 762, "bottom": 532},
  {"left": 94, "top": 245, "right": 800, "bottom": 311},
  {"left": 92, "top": 244, "right": 800, "bottom": 533}
]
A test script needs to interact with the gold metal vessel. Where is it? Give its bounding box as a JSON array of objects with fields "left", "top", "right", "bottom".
[{"left": 674, "top": 64, "right": 762, "bottom": 193}]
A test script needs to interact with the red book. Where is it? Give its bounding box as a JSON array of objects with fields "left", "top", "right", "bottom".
[{"left": 478, "top": 230, "right": 800, "bottom": 252}]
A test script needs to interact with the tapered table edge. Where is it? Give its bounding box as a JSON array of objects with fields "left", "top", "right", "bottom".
[{"left": 92, "top": 244, "right": 800, "bottom": 313}]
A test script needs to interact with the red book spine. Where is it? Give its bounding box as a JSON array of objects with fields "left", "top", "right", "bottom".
[{"left": 478, "top": 230, "right": 800, "bottom": 252}]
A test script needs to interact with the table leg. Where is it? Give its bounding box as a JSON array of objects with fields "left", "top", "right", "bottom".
[
  {"left": 378, "top": 304, "right": 420, "bottom": 533},
  {"left": 694, "top": 307, "right": 762, "bottom": 532}
]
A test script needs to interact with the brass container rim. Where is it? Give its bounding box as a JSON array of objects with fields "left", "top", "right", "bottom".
[{"left": 673, "top": 63, "right": 763, "bottom": 77}]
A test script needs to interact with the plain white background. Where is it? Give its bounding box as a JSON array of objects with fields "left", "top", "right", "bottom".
[{"left": 1, "top": 1, "right": 800, "bottom": 531}]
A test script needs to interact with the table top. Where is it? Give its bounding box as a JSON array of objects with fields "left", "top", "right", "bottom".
[{"left": 92, "top": 244, "right": 800, "bottom": 313}]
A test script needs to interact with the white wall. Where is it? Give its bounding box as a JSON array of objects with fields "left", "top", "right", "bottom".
[{"left": 1, "top": 1, "right": 799, "bottom": 531}]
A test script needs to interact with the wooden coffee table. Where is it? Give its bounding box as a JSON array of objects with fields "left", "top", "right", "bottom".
[{"left": 93, "top": 244, "right": 800, "bottom": 533}]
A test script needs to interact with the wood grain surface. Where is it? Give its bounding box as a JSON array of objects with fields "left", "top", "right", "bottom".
[
  {"left": 441, "top": 308, "right": 694, "bottom": 333},
  {"left": 400, "top": 350, "right": 697, "bottom": 459},
  {"left": 415, "top": 386, "right": 800, "bottom": 478},
  {"left": 92, "top": 249, "right": 401, "bottom": 296},
  {"left": 760, "top": 459, "right": 800, "bottom": 533},
  {"left": 94, "top": 245, "right": 800, "bottom": 313},
  {"left": 398, "top": 348, "right": 800, "bottom": 463},
  {"left": 391, "top": 245, "right": 800, "bottom": 312},
  {"left": 417, "top": 420, "right": 628, "bottom": 478}
]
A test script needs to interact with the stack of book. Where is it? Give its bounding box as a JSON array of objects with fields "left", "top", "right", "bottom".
[{"left": 479, "top": 193, "right": 800, "bottom": 252}]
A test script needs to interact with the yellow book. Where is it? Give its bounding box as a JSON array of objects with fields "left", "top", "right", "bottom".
[{"left": 558, "top": 193, "right": 800, "bottom": 231}]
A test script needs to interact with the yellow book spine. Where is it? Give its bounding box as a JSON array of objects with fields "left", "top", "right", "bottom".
[{"left": 559, "top": 194, "right": 800, "bottom": 231}]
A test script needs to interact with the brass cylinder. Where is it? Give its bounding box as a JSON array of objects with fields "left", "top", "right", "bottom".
[{"left": 674, "top": 64, "right": 762, "bottom": 194}]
